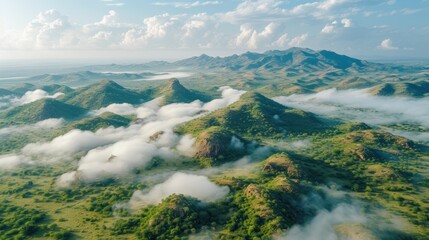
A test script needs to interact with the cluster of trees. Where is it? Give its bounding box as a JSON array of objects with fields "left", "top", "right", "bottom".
[
  {"left": 0, "top": 200, "right": 72, "bottom": 240},
  {"left": 87, "top": 186, "right": 134, "bottom": 216}
]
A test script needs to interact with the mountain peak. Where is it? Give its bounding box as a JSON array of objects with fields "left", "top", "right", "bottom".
[
  {"left": 98, "top": 79, "right": 122, "bottom": 87},
  {"left": 2, "top": 98, "right": 86, "bottom": 124},
  {"left": 199, "top": 53, "right": 212, "bottom": 59},
  {"left": 160, "top": 78, "right": 210, "bottom": 105},
  {"left": 237, "top": 91, "right": 284, "bottom": 108},
  {"left": 165, "top": 78, "right": 186, "bottom": 91},
  {"left": 62, "top": 80, "right": 144, "bottom": 109}
]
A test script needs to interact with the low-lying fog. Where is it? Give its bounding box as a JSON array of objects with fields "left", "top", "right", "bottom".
[{"left": 274, "top": 88, "right": 429, "bottom": 143}]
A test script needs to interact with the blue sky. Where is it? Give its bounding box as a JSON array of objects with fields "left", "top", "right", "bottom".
[{"left": 0, "top": 0, "right": 428, "bottom": 61}]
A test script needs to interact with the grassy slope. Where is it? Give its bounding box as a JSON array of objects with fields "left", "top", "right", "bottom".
[
  {"left": 61, "top": 80, "right": 147, "bottom": 110},
  {"left": 178, "top": 91, "right": 326, "bottom": 140},
  {"left": 0, "top": 99, "right": 86, "bottom": 127}
]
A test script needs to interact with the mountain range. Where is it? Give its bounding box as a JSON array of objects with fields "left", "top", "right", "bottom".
[{"left": 0, "top": 74, "right": 428, "bottom": 239}]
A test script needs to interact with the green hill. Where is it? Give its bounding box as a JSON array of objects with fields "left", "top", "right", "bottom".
[
  {"left": 61, "top": 80, "right": 146, "bottom": 109},
  {"left": 0, "top": 88, "right": 14, "bottom": 97},
  {"left": 193, "top": 126, "right": 247, "bottom": 166},
  {"left": 178, "top": 91, "right": 325, "bottom": 139},
  {"left": 40, "top": 84, "right": 74, "bottom": 94},
  {"left": 158, "top": 78, "right": 211, "bottom": 105},
  {"left": 370, "top": 81, "right": 429, "bottom": 97},
  {"left": 131, "top": 194, "right": 210, "bottom": 239},
  {"left": 0, "top": 98, "right": 86, "bottom": 125},
  {"left": 9, "top": 83, "right": 36, "bottom": 95},
  {"left": 70, "top": 112, "right": 133, "bottom": 131}
]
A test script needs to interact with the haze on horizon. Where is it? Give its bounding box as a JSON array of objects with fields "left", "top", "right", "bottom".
[{"left": 0, "top": 0, "right": 428, "bottom": 62}]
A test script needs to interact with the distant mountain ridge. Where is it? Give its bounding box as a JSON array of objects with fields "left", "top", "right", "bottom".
[
  {"left": 172, "top": 48, "right": 370, "bottom": 71},
  {"left": 28, "top": 71, "right": 162, "bottom": 85}
]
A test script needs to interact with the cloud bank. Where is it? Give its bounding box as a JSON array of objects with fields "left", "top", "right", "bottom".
[
  {"left": 0, "top": 89, "right": 64, "bottom": 109},
  {"left": 0, "top": 118, "right": 64, "bottom": 137},
  {"left": 283, "top": 203, "right": 366, "bottom": 240},
  {"left": 130, "top": 172, "right": 230, "bottom": 206},
  {"left": 37, "top": 86, "right": 245, "bottom": 186},
  {"left": 274, "top": 88, "right": 429, "bottom": 128}
]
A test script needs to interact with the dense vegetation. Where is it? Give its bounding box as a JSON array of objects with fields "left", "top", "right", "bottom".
[
  {"left": 0, "top": 200, "right": 72, "bottom": 240},
  {"left": 0, "top": 52, "right": 428, "bottom": 239}
]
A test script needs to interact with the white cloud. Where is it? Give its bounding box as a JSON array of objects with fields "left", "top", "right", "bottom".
[
  {"left": 291, "top": 0, "right": 350, "bottom": 18},
  {"left": 92, "top": 103, "right": 136, "bottom": 116},
  {"left": 22, "top": 128, "right": 130, "bottom": 157},
  {"left": 24, "top": 86, "right": 244, "bottom": 184},
  {"left": 273, "top": 33, "right": 289, "bottom": 48},
  {"left": 56, "top": 171, "right": 78, "bottom": 189},
  {"left": 74, "top": 138, "right": 175, "bottom": 182},
  {"left": 90, "top": 31, "right": 112, "bottom": 41},
  {"left": 106, "top": 3, "right": 124, "bottom": 7},
  {"left": 153, "top": 1, "right": 222, "bottom": 8},
  {"left": 0, "top": 118, "right": 64, "bottom": 137},
  {"left": 341, "top": 18, "right": 351, "bottom": 27},
  {"left": 321, "top": 18, "right": 350, "bottom": 34},
  {"left": 19, "top": 9, "right": 74, "bottom": 49},
  {"left": 321, "top": 24, "right": 335, "bottom": 33},
  {"left": 378, "top": 38, "right": 398, "bottom": 50},
  {"left": 12, "top": 89, "right": 64, "bottom": 105},
  {"left": 222, "top": 0, "right": 287, "bottom": 23},
  {"left": 283, "top": 203, "right": 366, "bottom": 240},
  {"left": 121, "top": 13, "right": 183, "bottom": 48},
  {"left": 234, "top": 22, "right": 285, "bottom": 49},
  {"left": 130, "top": 172, "right": 230, "bottom": 206},
  {"left": 273, "top": 88, "right": 429, "bottom": 128},
  {"left": 288, "top": 33, "right": 308, "bottom": 47},
  {"left": 0, "top": 155, "right": 31, "bottom": 170}
]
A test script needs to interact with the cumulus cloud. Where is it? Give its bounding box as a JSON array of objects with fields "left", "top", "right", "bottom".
[
  {"left": 19, "top": 9, "right": 74, "bottom": 49},
  {"left": 0, "top": 1, "right": 424, "bottom": 54},
  {"left": 130, "top": 172, "right": 230, "bottom": 206},
  {"left": 341, "top": 18, "right": 351, "bottom": 27},
  {"left": 11, "top": 89, "right": 64, "bottom": 105},
  {"left": 234, "top": 22, "right": 283, "bottom": 49},
  {"left": 75, "top": 138, "right": 175, "bottom": 182},
  {"left": 321, "top": 18, "right": 351, "bottom": 34},
  {"left": 378, "top": 38, "right": 398, "bottom": 50},
  {"left": 273, "top": 88, "right": 429, "bottom": 128},
  {"left": 22, "top": 127, "right": 131, "bottom": 157},
  {"left": 288, "top": 33, "right": 308, "bottom": 47}
]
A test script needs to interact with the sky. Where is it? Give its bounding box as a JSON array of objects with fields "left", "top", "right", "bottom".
[{"left": 0, "top": 0, "right": 428, "bottom": 62}]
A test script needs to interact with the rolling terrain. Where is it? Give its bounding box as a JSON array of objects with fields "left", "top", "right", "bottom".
[{"left": 0, "top": 48, "right": 428, "bottom": 240}]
